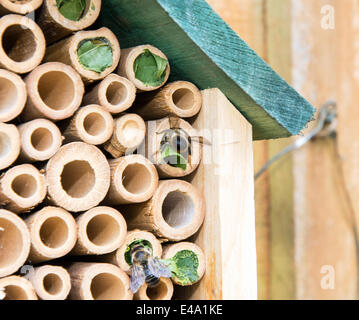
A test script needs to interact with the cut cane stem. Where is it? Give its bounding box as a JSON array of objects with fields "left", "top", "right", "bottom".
[
  {"left": 0, "top": 0, "right": 43, "bottom": 16},
  {"left": 25, "top": 206, "right": 77, "bottom": 264},
  {"left": 135, "top": 81, "right": 202, "bottom": 119},
  {"left": 45, "top": 142, "right": 110, "bottom": 212},
  {"left": 71, "top": 206, "right": 127, "bottom": 256},
  {"left": 0, "top": 14, "right": 45, "bottom": 74},
  {"left": 104, "top": 113, "right": 145, "bottom": 158},
  {"left": 122, "top": 180, "right": 205, "bottom": 242},
  {"left": 0, "top": 69, "right": 26, "bottom": 122},
  {"left": 104, "top": 155, "right": 158, "bottom": 205},
  {"left": 83, "top": 74, "right": 136, "bottom": 114},
  {"left": 0, "top": 276, "right": 37, "bottom": 300},
  {"left": 22, "top": 62, "right": 84, "bottom": 122},
  {"left": 45, "top": 28, "right": 120, "bottom": 84},
  {"left": 0, "top": 209, "right": 30, "bottom": 278},
  {"left": 37, "top": 0, "right": 101, "bottom": 44},
  {"left": 117, "top": 44, "right": 170, "bottom": 92},
  {"left": 27, "top": 265, "right": 71, "bottom": 300},
  {"left": 18, "top": 119, "right": 62, "bottom": 162},
  {"left": 0, "top": 122, "right": 20, "bottom": 170},
  {"left": 162, "top": 242, "right": 206, "bottom": 286},
  {"left": 63, "top": 105, "right": 114, "bottom": 145},
  {"left": 0, "top": 164, "right": 46, "bottom": 213},
  {"left": 135, "top": 278, "right": 173, "bottom": 300},
  {"left": 68, "top": 262, "right": 133, "bottom": 300}
]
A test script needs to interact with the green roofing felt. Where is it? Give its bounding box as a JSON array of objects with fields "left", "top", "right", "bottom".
[{"left": 96, "top": 0, "right": 316, "bottom": 140}]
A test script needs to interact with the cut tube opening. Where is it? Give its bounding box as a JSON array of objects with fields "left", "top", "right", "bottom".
[
  {"left": 122, "top": 163, "right": 152, "bottom": 195},
  {"left": 43, "top": 273, "right": 63, "bottom": 295},
  {"left": 2, "top": 25, "right": 36, "bottom": 62},
  {"left": 106, "top": 81, "right": 127, "bottom": 105},
  {"left": 3, "top": 285, "right": 27, "bottom": 300},
  {"left": 31, "top": 127, "right": 54, "bottom": 152},
  {"left": 121, "top": 120, "right": 141, "bottom": 143},
  {"left": 86, "top": 214, "right": 120, "bottom": 246},
  {"left": 0, "top": 77, "right": 18, "bottom": 115},
  {"left": 39, "top": 217, "right": 69, "bottom": 249},
  {"left": 90, "top": 273, "right": 125, "bottom": 300},
  {"left": 61, "top": 160, "right": 95, "bottom": 198},
  {"left": 11, "top": 174, "right": 37, "bottom": 198},
  {"left": 83, "top": 112, "right": 106, "bottom": 136},
  {"left": 0, "top": 132, "right": 11, "bottom": 159},
  {"left": 146, "top": 280, "right": 168, "bottom": 300},
  {"left": 38, "top": 71, "right": 75, "bottom": 110},
  {"left": 172, "top": 88, "right": 194, "bottom": 110},
  {"left": 0, "top": 218, "right": 24, "bottom": 270},
  {"left": 162, "top": 191, "right": 195, "bottom": 229}
]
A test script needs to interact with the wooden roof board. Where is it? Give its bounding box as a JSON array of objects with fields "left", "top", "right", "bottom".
[{"left": 96, "top": 0, "right": 316, "bottom": 140}]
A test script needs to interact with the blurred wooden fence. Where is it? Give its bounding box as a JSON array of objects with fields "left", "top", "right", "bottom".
[{"left": 208, "top": 0, "right": 359, "bottom": 300}]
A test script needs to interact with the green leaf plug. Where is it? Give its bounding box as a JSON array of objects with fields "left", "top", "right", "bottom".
[{"left": 56, "top": 0, "right": 86, "bottom": 21}]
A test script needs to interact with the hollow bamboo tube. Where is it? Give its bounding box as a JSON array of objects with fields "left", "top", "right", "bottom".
[
  {"left": 68, "top": 262, "right": 133, "bottom": 300},
  {"left": 25, "top": 206, "right": 77, "bottom": 264},
  {"left": 0, "top": 276, "right": 37, "bottom": 300},
  {"left": 0, "top": 164, "right": 46, "bottom": 213},
  {"left": 83, "top": 74, "right": 136, "bottom": 114},
  {"left": 0, "top": 69, "right": 26, "bottom": 122},
  {"left": 0, "top": 122, "right": 20, "bottom": 170},
  {"left": 21, "top": 62, "right": 84, "bottom": 122},
  {"left": 145, "top": 117, "right": 202, "bottom": 178},
  {"left": 45, "top": 142, "right": 110, "bottom": 212},
  {"left": 122, "top": 180, "right": 205, "bottom": 242},
  {"left": 104, "top": 155, "right": 158, "bottom": 205},
  {"left": 0, "top": 14, "right": 45, "bottom": 74},
  {"left": 45, "top": 28, "right": 121, "bottom": 83},
  {"left": 135, "top": 81, "right": 202, "bottom": 119},
  {"left": 103, "top": 113, "right": 146, "bottom": 158},
  {"left": 117, "top": 44, "right": 170, "bottom": 91},
  {"left": 18, "top": 119, "right": 62, "bottom": 162},
  {"left": 0, "top": 209, "right": 30, "bottom": 278},
  {"left": 37, "top": 0, "right": 101, "bottom": 44},
  {"left": 135, "top": 278, "right": 173, "bottom": 300},
  {"left": 27, "top": 265, "right": 71, "bottom": 300},
  {"left": 0, "top": 0, "right": 43, "bottom": 16},
  {"left": 71, "top": 206, "right": 127, "bottom": 256},
  {"left": 162, "top": 242, "right": 206, "bottom": 286},
  {"left": 106, "top": 229, "right": 162, "bottom": 273},
  {"left": 63, "top": 104, "right": 114, "bottom": 145}
]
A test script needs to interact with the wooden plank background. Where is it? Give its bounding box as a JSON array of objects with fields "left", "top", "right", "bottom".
[{"left": 207, "top": 0, "right": 359, "bottom": 299}]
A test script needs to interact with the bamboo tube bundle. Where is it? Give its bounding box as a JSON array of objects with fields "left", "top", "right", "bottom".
[
  {"left": 45, "top": 142, "right": 110, "bottom": 212},
  {"left": 162, "top": 242, "right": 206, "bottom": 286},
  {"left": 0, "top": 122, "right": 20, "bottom": 170},
  {"left": 145, "top": 117, "right": 202, "bottom": 178},
  {"left": 83, "top": 74, "right": 136, "bottom": 114},
  {"left": 63, "top": 104, "right": 113, "bottom": 145},
  {"left": 117, "top": 44, "right": 170, "bottom": 92},
  {"left": 27, "top": 265, "right": 71, "bottom": 300},
  {"left": 0, "top": 276, "right": 37, "bottom": 300},
  {"left": 18, "top": 119, "right": 62, "bottom": 162},
  {"left": 0, "top": 164, "right": 46, "bottom": 213},
  {"left": 25, "top": 206, "right": 77, "bottom": 264},
  {"left": 104, "top": 113, "right": 146, "bottom": 158},
  {"left": 0, "top": 0, "right": 43, "bottom": 16},
  {"left": 68, "top": 262, "right": 133, "bottom": 300},
  {"left": 0, "top": 209, "right": 30, "bottom": 278},
  {"left": 122, "top": 180, "right": 205, "bottom": 242},
  {"left": 71, "top": 206, "right": 127, "bottom": 256},
  {"left": 45, "top": 27, "right": 121, "bottom": 83},
  {"left": 134, "top": 278, "right": 173, "bottom": 300},
  {"left": 37, "top": 0, "right": 102, "bottom": 44},
  {"left": 134, "top": 81, "right": 202, "bottom": 119},
  {"left": 0, "top": 14, "right": 45, "bottom": 74},
  {"left": 104, "top": 155, "right": 158, "bottom": 205},
  {"left": 21, "top": 62, "right": 84, "bottom": 122},
  {"left": 0, "top": 69, "right": 26, "bottom": 122},
  {"left": 107, "top": 229, "right": 162, "bottom": 273}
]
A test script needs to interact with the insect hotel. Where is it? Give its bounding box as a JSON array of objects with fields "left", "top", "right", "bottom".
[{"left": 0, "top": 0, "right": 314, "bottom": 300}]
